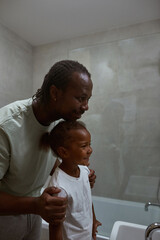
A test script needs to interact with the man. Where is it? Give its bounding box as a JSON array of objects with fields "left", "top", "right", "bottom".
[{"left": 0, "top": 60, "right": 96, "bottom": 240}]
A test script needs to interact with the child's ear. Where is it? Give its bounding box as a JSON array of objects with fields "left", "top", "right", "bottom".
[{"left": 57, "top": 146, "right": 69, "bottom": 158}]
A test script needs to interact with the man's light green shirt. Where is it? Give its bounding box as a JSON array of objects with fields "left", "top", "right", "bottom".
[{"left": 0, "top": 98, "right": 55, "bottom": 197}]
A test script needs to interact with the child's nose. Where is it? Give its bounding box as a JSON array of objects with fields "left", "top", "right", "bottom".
[{"left": 88, "top": 146, "right": 92, "bottom": 154}]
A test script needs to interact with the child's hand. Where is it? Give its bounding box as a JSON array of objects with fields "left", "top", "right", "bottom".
[{"left": 92, "top": 219, "right": 102, "bottom": 239}]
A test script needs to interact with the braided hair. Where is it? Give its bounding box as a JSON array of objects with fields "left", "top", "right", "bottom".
[{"left": 33, "top": 60, "right": 91, "bottom": 104}]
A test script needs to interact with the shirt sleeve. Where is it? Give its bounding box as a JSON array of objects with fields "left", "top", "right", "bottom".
[
  {"left": 48, "top": 167, "right": 59, "bottom": 188},
  {"left": 85, "top": 166, "right": 90, "bottom": 176},
  {"left": 79, "top": 165, "right": 90, "bottom": 176},
  {"left": 0, "top": 128, "right": 10, "bottom": 179}
]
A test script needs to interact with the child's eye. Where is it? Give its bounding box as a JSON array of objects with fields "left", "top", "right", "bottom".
[{"left": 81, "top": 145, "right": 86, "bottom": 148}]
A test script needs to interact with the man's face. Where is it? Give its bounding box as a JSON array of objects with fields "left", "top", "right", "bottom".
[{"left": 55, "top": 72, "right": 93, "bottom": 121}]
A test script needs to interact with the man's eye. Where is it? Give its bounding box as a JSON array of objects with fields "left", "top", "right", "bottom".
[
  {"left": 78, "top": 97, "right": 83, "bottom": 102},
  {"left": 76, "top": 97, "right": 86, "bottom": 102}
]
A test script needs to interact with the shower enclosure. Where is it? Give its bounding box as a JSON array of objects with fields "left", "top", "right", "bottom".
[{"left": 69, "top": 32, "right": 160, "bottom": 237}]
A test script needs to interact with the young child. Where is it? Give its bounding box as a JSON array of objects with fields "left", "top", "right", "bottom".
[{"left": 40, "top": 120, "right": 101, "bottom": 240}]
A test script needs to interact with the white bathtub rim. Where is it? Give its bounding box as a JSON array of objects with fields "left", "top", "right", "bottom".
[{"left": 92, "top": 195, "right": 145, "bottom": 208}]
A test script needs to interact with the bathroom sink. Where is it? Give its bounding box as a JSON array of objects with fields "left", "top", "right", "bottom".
[{"left": 110, "top": 221, "right": 160, "bottom": 240}]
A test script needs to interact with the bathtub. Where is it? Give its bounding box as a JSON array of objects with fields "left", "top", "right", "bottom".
[
  {"left": 40, "top": 196, "right": 160, "bottom": 239},
  {"left": 92, "top": 196, "right": 160, "bottom": 237}
]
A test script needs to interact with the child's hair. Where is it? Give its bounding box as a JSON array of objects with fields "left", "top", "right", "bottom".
[{"left": 40, "top": 120, "right": 87, "bottom": 156}]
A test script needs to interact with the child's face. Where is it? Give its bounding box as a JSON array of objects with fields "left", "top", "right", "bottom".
[{"left": 65, "top": 128, "right": 92, "bottom": 166}]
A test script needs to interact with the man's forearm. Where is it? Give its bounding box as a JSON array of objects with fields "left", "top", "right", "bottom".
[
  {"left": 0, "top": 187, "right": 67, "bottom": 225},
  {"left": 0, "top": 191, "right": 37, "bottom": 215}
]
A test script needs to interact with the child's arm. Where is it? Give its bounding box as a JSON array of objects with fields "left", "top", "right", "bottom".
[
  {"left": 92, "top": 204, "right": 102, "bottom": 240},
  {"left": 49, "top": 223, "right": 63, "bottom": 240}
]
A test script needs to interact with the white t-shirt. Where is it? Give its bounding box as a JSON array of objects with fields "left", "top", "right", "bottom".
[
  {"left": 0, "top": 98, "right": 55, "bottom": 197},
  {"left": 48, "top": 165, "right": 93, "bottom": 240}
]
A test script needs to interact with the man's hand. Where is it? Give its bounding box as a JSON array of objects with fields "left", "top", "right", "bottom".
[
  {"left": 35, "top": 187, "right": 67, "bottom": 225},
  {"left": 89, "top": 169, "right": 96, "bottom": 188}
]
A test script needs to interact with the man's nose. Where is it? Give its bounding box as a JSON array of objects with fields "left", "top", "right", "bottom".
[{"left": 81, "top": 101, "right": 89, "bottom": 111}]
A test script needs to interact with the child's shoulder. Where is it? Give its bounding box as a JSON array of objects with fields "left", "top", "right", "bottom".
[{"left": 79, "top": 165, "right": 90, "bottom": 174}]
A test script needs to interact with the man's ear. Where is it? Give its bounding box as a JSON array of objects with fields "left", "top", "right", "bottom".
[
  {"left": 57, "top": 146, "right": 69, "bottom": 159},
  {"left": 50, "top": 85, "right": 58, "bottom": 102}
]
